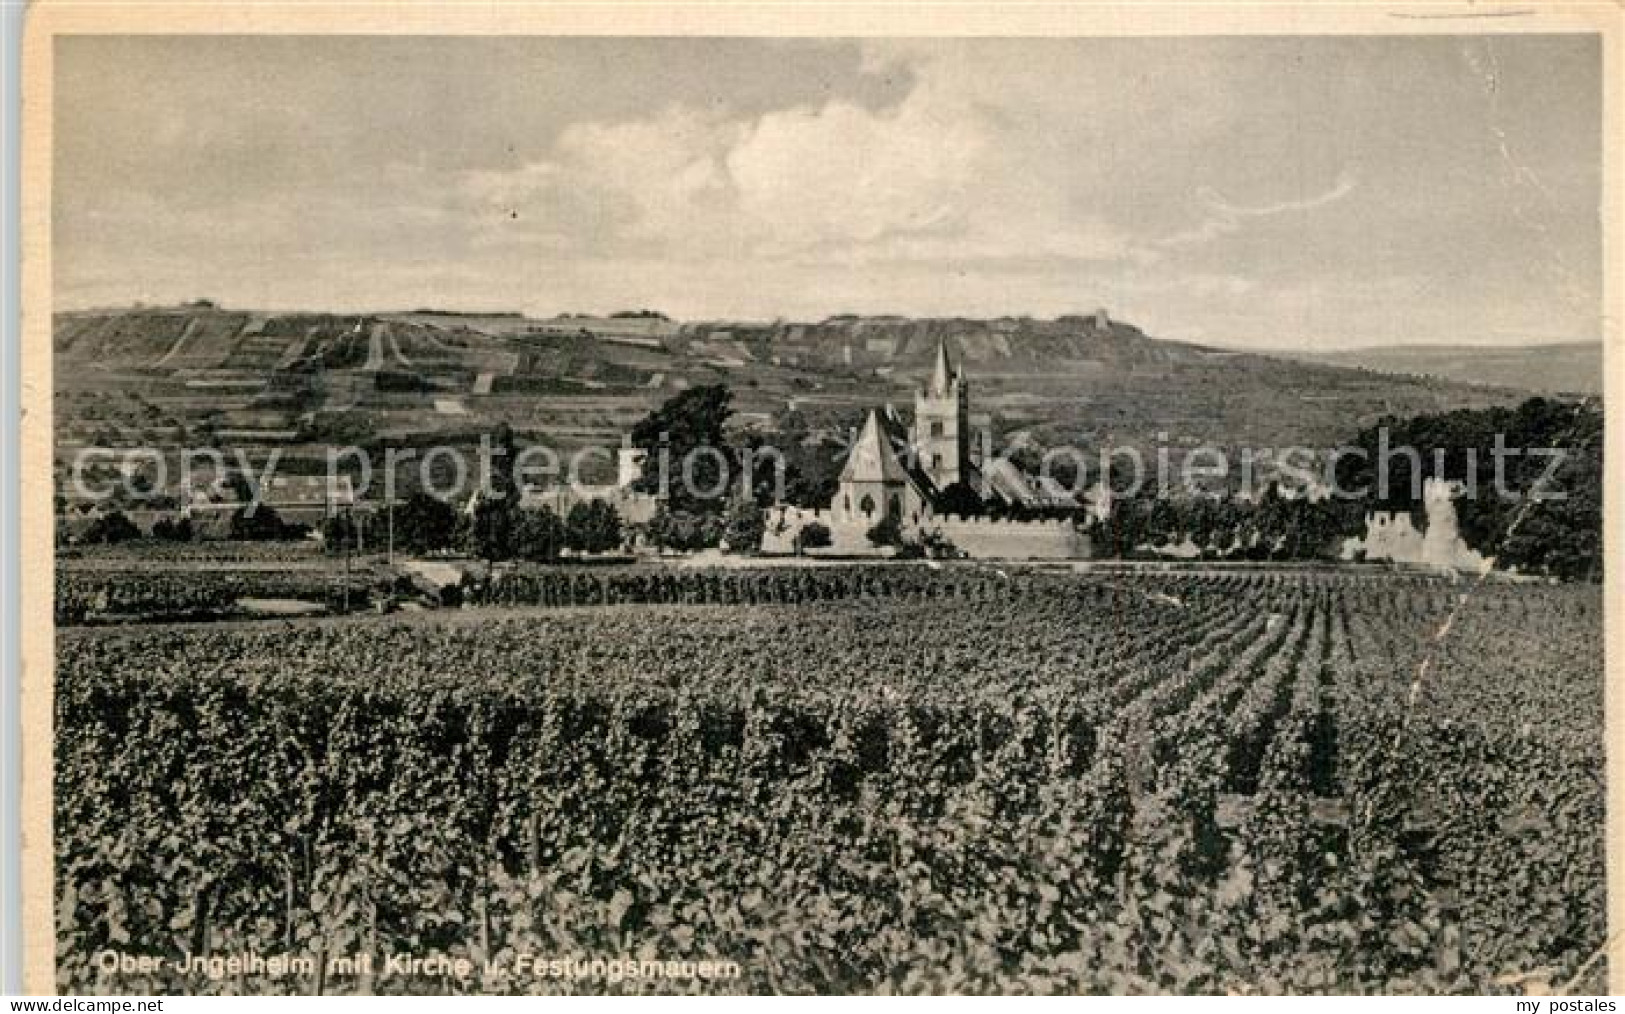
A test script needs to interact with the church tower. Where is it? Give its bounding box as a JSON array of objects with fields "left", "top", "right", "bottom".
[{"left": 912, "top": 339, "right": 969, "bottom": 490}]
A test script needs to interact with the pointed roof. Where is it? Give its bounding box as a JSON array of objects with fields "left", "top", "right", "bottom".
[
  {"left": 928, "top": 339, "right": 957, "bottom": 396},
  {"left": 840, "top": 409, "right": 912, "bottom": 485}
]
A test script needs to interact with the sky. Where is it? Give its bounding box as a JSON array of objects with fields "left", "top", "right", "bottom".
[{"left": 54, "top": 34, "right": 1602, "bottom": 350}]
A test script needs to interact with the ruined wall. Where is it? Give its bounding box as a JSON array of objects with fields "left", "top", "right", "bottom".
[
  {"left": 763, "top": 507, "right": 1089, "bottom": 560},
  {"left": 1342, "top": 480, "right": 1490, "bottom": 572},
  {"left": 932, "top": 516, "right": 1090, "bottom": 560},
  {"left": 1344, "top": 510, "right": 1427, "bottom": 564}
]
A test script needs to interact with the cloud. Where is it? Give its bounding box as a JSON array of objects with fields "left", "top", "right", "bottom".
[
  {"left": 1161, "top": 170, "right": 1359, "bottom": 249},
  {"left": 456, "top": 52, "right": 1140, "bottom": 272},
  {"left": 725, "top": 97, "right": 984, "bottom": 252}
]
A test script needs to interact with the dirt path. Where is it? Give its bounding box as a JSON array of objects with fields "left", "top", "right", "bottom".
[
  {"left": 153, "top": 318, "right": 201, "bottom": 368},
  {"left": 387, "top": 328, "right": 415, "bottom": 368},
  {"left": 362, "top": 323, "right": 388, "bottom": 371}
]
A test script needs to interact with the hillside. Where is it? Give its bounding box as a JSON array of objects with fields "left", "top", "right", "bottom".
[
  {"left": 1271, "top": 341, "right": 1603, "bottom": 397},
  {"left": 54, "top": 307, "right": 1538, "bottom": 481},
  {"left": 671, "top": 315, "right": 1538, "bottom": 453}
]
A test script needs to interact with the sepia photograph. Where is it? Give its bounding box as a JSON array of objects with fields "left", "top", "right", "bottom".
[{"left": 17, "top": 3, "right": 1620, "bottom": 997}]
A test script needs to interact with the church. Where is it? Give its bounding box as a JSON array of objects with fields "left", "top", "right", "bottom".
[{"left": 827, "top": 339, "right": 1083, "bottom": 533}]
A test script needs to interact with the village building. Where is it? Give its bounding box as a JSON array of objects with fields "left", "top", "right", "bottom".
[
  {"left": 513, "top": 441, "right": 659, "bottom": 526},
  {"left": 766, "top": 340, "right": 1096, "bottom": 559},
  {"left": 829, "top": 339, "right": 1093, "bottom": 530}
]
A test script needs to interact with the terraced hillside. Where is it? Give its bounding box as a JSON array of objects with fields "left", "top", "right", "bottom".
[{"left": 55, "top": 307, "right": 1535, "bottom": 472}]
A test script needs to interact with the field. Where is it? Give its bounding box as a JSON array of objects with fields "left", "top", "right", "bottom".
[{"left": 55, "top": 569, "right": 1603, "bottom": 994}]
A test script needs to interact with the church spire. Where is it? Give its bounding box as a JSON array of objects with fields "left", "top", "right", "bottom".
[{"left": 929, "top": 338, "right": 956, "bottom": 396}]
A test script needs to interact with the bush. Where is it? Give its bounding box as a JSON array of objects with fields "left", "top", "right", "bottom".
[
  {"left": 919, "top": 529, "right": 961, "bottom": 559},
  {"left": 80, "top": 511, "right": 140, "bottom": 545},
  {"left": 150, "top": 516, "right": 194, "bottom": 542},
  {"left": 894, "top": 540, "right": 925, "bottom": 560},
  {"left": 866, "top": 514, "right": 904, "bottom": 549},
  {"left": 795, "top": 521, "right": 832, "bottom": 553}
]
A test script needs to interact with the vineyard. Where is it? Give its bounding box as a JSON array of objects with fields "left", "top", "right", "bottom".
[
  {"left": 54, "top": 561, "right": 1034, "bottom": 625},
  {"left": 54, "top": 568, "right": 377, "bottom": 624},
  {"left": 55, "top": 570, "right": 1603, "bottom": 994}
]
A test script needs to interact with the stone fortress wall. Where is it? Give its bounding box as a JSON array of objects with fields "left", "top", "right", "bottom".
[
  {"left": 763, "top": 506, "right": 1089, "bottom": 560},
  {"left": 1342, "top": 478, "right": 1489, "bottom": 572}
]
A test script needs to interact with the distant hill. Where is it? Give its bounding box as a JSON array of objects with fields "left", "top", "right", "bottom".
[
  {"left": 53, "top": 307, "right": 1544, "bottom": 470},
  {"left": 1269, "top": 341, "right": 1603, "bottom": 397},
  {"left": 672, "top": 315, "right": 1541, "bottom": 452}
]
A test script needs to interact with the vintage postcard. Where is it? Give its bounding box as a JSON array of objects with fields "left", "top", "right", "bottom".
[{"left": 17, "top": 1, "right": 1624, "bottom": 996}]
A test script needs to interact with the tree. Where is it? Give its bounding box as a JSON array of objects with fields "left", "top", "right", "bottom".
[
  {"left": 230, "top": 505, "right": 293, "bottom": 541},
  {"left": 1296, "top": 498, "right": 1360, "bottom": 561},
  {"left": 321, "top": 513, "right": 361, "bottom": 555},
  {"left": 465, "top": 424, "right": 523, "bottom": 562},
  {"left": 775, "top": 407, "right": 810, "bottom": 444},
  {"left": 737, "top": 428, "right": 797, "bottom": 507},
  {"left": 721, "top": 500, "right": 766, "bottom": 555},
  {"left": 778, "top": 437, "right": 843, "bottom": 509},
  {"left": 647, "top": 506, "right": 723, "bottom": 552},
  {"left": 485, "top": 423, "right": 522, "bottom": 502},
  {"left": 393, "top": 491, "right": 458, "bottom": 553},
  {"left": 82, "top": 510, "right": 140, "bottom": 544},
  {"left": 463, "top": 496, "right": 514, "bottom": 562},
  {"left": 565, "top": 500, "right": 622, "bottom": 555},
  {"left": 1092, "top": 495, "right": 1153, "bottom": 558},
  {"left": 629, "top": 385, "right": 735, "bottom": 513},
  {"left": 1007, "top": 442, "right": 1083, "bottom": 491},
  {"left": 221, "top": 469, "right": 254, "bottom": 504},
  {"left": 934, "top": 481, "right": 986, "bottom": 518},
  {"left": 151, "top": 516, "right": 194, "bottom": 542},
  {"left": 1144, "top": 497, "right": 1182, "bottom": 547},
  {"left": 514, "top": 506, "right": 565, "bottom": 562}
]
